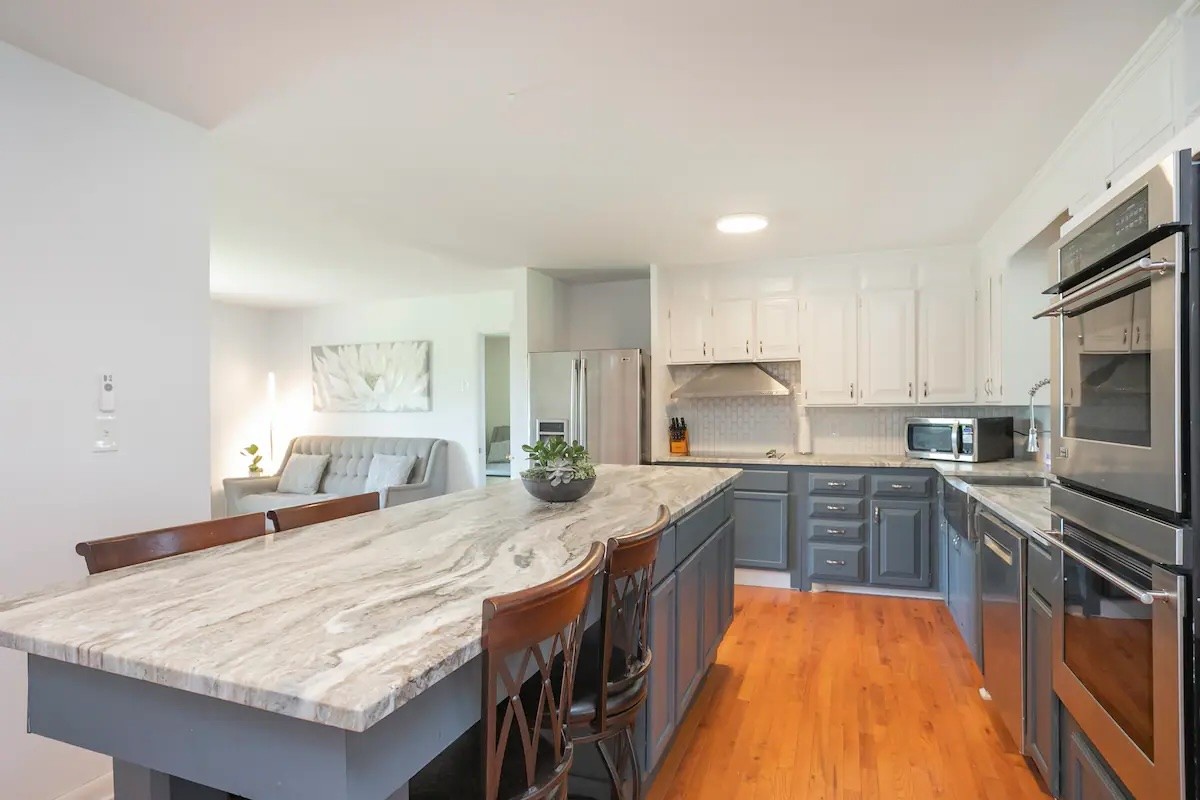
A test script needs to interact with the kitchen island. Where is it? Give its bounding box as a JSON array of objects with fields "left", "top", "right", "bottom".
[{"left": 0, "top": 464, "right": 739, "bottom": 800}]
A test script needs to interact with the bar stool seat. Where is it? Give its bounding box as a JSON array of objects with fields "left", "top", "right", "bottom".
[{"left": 565, "top": 638, "right": 648, "bottom": 726}]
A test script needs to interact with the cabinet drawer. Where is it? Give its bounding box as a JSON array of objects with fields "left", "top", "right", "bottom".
[
  {"left": 806, "top": 496, "right": 865, "bottom": 519},
  {"left": 676, "top": 494, "right": 728, "bottom": 563},
  {"left": 655, "top": 524, "right": 678, "bottom": 581},
  {"left": 1028, "top": 535, "right": 1059, "bottom": 602},
  {"left": 734, "top": 469, "right": 790, "bottom": 493},
  {"left": 807, "top": 543, "right": 866, "bottom": 583},
  {"left": 808, "top": 473, "right": 865, "bottom": 495},
  {"left": 870, "top": 474, "right": 931, "bottom": 498},
  {"left": 807, "top": 519, "right": 866, "bottom": 543}
]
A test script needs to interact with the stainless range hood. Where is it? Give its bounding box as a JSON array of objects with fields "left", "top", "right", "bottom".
[{"left": 670, "top": 364, "right": 792, "bottom": 399}]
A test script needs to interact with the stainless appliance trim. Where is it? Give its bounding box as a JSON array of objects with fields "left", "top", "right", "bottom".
[
  {"left": 1033, "top": 256, "right": 1177, "bottom": 319},
  {"left": 1052, "top": 556, "right": 1185, "bottom": 800},
  {"left": 1050, "top": 483, "right": 1189, "bottom": 568},
  {"left": 1028, "top": 526, "right": 1167, "bottom": 605},
  {"left": 579, "top": 357, "right": 589, "bottom": 448},
  {"left": 1050, "top": 150, "right": 1191, "bottom": 516},
  {"left": 568, "top": 357, "right": 579, "bottom": 444}
]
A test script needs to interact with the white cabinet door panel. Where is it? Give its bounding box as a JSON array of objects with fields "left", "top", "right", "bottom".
[
  {"left": 710, "top": 299, "right": 754, "bottom": 362},
  {"left": 859, "top": 290, "right": 916, "bottom": 405},
  {"left": 803, "top": 292, "right": 858, "bottom": 406},
  {"left": 668, "top": 297, "right": 710, "bottom": 364},
  {"left": 755, "top": 297, "right": 800, "bottom": 361},
  {"left": 918, "top": 287, "right": 975, "bottom": 404}
]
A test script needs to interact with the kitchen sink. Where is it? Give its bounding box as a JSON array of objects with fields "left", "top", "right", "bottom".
[{"left": 958, "top": 475, "right": 1050, "bottom": 488}]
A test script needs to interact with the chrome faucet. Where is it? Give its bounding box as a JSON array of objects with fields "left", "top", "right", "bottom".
[{"left": 1026, "top": 378, "right": 1051, "bottom": 453}]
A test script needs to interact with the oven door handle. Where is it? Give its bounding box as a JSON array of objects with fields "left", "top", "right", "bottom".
[
  {"left": 1030, "top": 528, "right": 1173, "bottom": 605},
  {"left": 1032, "top": 256, "right": 1175, "bottom": 319}
]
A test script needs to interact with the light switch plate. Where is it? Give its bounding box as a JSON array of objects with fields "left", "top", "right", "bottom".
[{"left": 93, "top": 415, "right": 118, "bottom": 452}]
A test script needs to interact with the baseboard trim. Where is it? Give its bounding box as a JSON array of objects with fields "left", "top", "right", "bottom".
[
  {"left": 55, "top": 773, "right": 113, "bottom": 800},
  {"left": 811, "top": 582, "right": 943, "bottom": 601},
  {"left": 734, "top": 568, "right": 792, "bottom": 589}
]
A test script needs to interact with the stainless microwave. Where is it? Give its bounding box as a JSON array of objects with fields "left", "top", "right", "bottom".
[{"left": 905, "top": 417, "right": 1014, "bottom": 462}]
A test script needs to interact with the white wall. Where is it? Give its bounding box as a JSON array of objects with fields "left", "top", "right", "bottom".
[
  {"left": 268, "top": 291, "right": 514, "bottom": 492},
  {"left": 562, "top": 279, "right": 651, "bottom": 351},
  {"left": 0, "top": 42, "right": 210, "bottom": 800},
  {"left": 210, "top": 301, "right": 277, "bottom": 516}
]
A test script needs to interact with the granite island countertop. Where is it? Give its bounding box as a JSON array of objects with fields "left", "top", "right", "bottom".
[
  {"left": 658, "top": 452, "right": 1047, "bottom": 479},
  {"left": 0, "top": 464, "right": 739, "bottom": 733}
]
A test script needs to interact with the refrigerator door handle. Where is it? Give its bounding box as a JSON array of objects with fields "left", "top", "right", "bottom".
[
  {"left": 579, "top": 357, "right": 588, "bottom": 448},
  {"left": 568, "top": 358, "right": 579, "bottom": 443}
]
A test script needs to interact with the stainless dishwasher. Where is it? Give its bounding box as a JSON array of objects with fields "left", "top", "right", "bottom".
[{"left": 976, "top": 507, "right": 1026, "bottom": 752}]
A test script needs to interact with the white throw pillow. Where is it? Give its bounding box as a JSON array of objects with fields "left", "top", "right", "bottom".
[
  {"left": 277, "top": 453, "right": 331, "bottom": 495},
  {"left": 364, "top": 454, "right": 417, "bottom": 494}
]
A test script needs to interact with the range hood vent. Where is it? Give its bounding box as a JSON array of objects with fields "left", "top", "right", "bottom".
[{"left": 670, "top": 364, "right": 792, "bottom": 399}]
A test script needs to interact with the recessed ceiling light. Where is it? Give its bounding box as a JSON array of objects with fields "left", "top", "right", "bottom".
[{"left": 716, "top": 213, "right": 768, "bottom": 234}]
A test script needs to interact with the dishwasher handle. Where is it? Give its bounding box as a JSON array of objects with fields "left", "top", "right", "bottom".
[{"left": 983, "top": 534, "right": 1013, "bottom": 566}]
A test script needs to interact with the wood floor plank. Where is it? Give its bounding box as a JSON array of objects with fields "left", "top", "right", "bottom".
[{"left": 647, "top": 587, "right": 1050, "bottom": 800}]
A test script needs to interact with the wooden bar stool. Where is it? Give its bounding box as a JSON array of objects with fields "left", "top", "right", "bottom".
[
  {"left": 74, "top": 512, "right": 269, "bottom": 574},
  {"left": 266, "top": 491, "right": 381, "bottom": 533},
  {"left": 567, "top": 504, "right": 670, "bottom": 800},
  {"left": 410, "top": 541, "right": 605, "bottom": 800}
]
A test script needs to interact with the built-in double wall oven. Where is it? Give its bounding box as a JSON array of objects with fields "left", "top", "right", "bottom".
[
  {"left": 1039, "top": 150, "right": 1194, "bottom": 519},
  {"left": 1035, "top": 150, "right": 1197, "bottom": 800}
]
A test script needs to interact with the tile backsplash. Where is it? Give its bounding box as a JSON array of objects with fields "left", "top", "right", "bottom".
[{"left": 666, "top": 362, "right": 1050, "bottom": 457}]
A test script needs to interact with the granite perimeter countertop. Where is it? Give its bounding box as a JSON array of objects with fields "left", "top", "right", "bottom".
[
  {"left": 658, "top": 452, "right": 1047, "bottom": 479},
  {"left": 945, "top": 478, "right": 1053, "bottom": 540},
  {"left": 0, "top": 465, "right": 739, "bottom": 733}
]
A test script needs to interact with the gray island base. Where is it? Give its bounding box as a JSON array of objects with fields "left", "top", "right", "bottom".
[{"left": 2, "top": 465, "right": 739, "bottom": 800}]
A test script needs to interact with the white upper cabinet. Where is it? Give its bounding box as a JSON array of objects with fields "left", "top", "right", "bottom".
[
  {"left": 803, "top": 292, "right": 859, "bottom": 406},
  {"left": 755, "top": 297, "right": 800, "bottom": 361},
  {"left": 979, "top": 272, "right": 1005, "bottom": 404},
  {"left": 859, "top": 290, "right": 916, "bottom": 405},
  {"left": 710, "top": 299, "right": 755, "bottom": 362},
  {"left": 918, "top": 287, "right": 975, "bottom": 404},
  {"left": 667, "top": 292, "right": 710, "bottom": 364}
]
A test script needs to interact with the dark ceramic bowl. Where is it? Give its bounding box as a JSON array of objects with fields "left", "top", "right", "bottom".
[{"left": 521, "top": 476, "right": 596, "bottom": 503}]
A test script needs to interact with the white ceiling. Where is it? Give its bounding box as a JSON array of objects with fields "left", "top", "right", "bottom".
[{"left": 0, "top": 0, "right": 1178, "bottom": 303}]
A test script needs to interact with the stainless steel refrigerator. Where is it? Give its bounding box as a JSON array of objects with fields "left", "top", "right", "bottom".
[{"left": 529, "top": 348, "right": 648, "bottom": 465}]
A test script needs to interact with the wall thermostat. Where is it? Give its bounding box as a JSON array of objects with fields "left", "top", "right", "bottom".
[{"left": 99, "top": 373, "right": 115, "bottom": 413}]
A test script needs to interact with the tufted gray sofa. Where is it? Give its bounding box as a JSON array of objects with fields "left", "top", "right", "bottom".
[{"left": 223, "top": 436, "right": 448, "bottom": 518}]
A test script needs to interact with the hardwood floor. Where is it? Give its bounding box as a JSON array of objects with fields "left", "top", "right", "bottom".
[{"left": 647, "top": 587, "right": 1050, "bottom": 800}]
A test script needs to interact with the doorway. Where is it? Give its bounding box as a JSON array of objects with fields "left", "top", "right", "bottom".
[{"left": 481, "top": 334, "right": 511, "bottom": 486}]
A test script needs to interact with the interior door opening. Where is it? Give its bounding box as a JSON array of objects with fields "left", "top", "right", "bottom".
[{"left": 482, "top": 334, "right": 511, "bottom": 486}]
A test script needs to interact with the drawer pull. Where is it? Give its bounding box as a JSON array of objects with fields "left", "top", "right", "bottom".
[
  {"left": 825, "top": 504, "right": 845, "bottom": 512},
  {"left": 889, "top": 483, "right": 907, "bottom": 490},
  {"left": 824, "top": 559, "right": 846, "bottom": 567},
  {"left": 826, "top": 481, "right": 847, "bottom": 488},
  {"left": 826, "top": 528, "right": 847, "bottom": 536}
]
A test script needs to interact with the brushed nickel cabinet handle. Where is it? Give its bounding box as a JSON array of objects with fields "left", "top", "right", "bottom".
[
  {"left": 824, "top": 559, "right": 846, "bottom": 567},
  {"left": 873, "top": 506, "right": 881, "bottom": 523},
  {"left": 826, "top": 528, "right": 848, "bottom": 536},
  {"left": 745, "top": 339, "right": 750, "bottom": 355},
  {"left": 923, "top": 381, "right": 928, "bottom": 397},
  {"left": 826, "top": 481, "right": 846, "bottom": 488},
  {"left": 890, "top": 483, "right": 906, "bottom": 490},
  {"left": 1122, "top": 328, "right": 1128, "bottom": 344},
  {"left": 825, "top": 504, "right": 845, "bottom": 512},
  {"left": 908, "top": 381, "right": 913, "bottom": 397},
  {"left": 850, "top": 382, "right": 855, "bottom": 399},
  {"left": 759, "top": 341, "right": 763, "bottom": 354}
]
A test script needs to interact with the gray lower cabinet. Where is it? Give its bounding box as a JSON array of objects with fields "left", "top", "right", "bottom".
[
  {"left": 1060, "top": 710, "right": 1134, "bottom": 800},
  {"left": 717, "top": 520, "right": 735, "bottom": 633},
  {"left": 643, "top": 574, "right": 677, "bottom": 775},
  {"left": 946, "top": 525, "right": 981, "bottom": 666},
  {"left": 869, "top": 500, "right": 932, "bottom": 588},
  {"left": 700, "top": 532, "right": 722, "bottom": 665},
  {"left": 674, "top": 544, "right": 704, "bottom": 715},
  {"left": 733, "top": 490, "right": 788, "bottom": 569},
  {"left": 1026, "top": 588, "right": 1057, "bottom": 793}
]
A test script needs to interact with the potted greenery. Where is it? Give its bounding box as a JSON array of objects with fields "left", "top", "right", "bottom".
[
  {"left": 520, "top": 439, "right": 597, "bottom": 502},
  {"left": 241, "top": 443, "right": 264, "bottom": 477}
]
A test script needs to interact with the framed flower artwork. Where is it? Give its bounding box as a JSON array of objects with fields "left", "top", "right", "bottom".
[{"left": 311, "top": 341, "right": 431, "bottom": 412}]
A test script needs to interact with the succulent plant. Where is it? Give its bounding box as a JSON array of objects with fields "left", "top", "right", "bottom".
[{"left": 520, "top": 439, "right": 596, "bottom": 486}]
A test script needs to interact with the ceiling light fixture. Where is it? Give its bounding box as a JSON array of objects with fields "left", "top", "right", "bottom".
[{"left": 716, "top": 213, "right": 768, "bottom": 234}]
